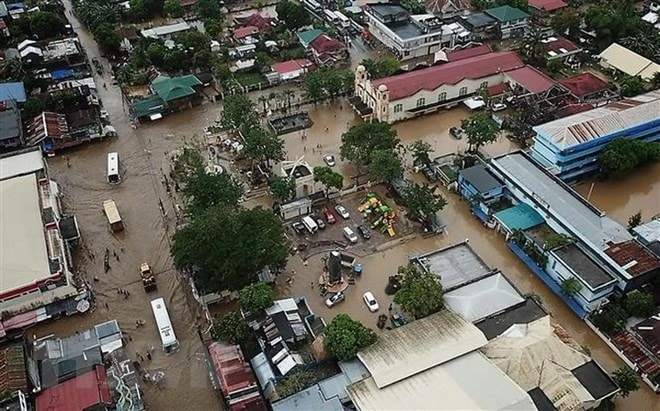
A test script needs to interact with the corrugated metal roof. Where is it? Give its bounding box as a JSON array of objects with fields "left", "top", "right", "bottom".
[
  {"left": 357, "top": 310, "right": 487, "bottom": 388},
  {"left": 347, "top": 351, "right": 536, "bottom": 410},
  {"left": 444, "top": 273, "right": 525, "bottom": 322},
  {"left": 532, "top": 90, "right": 660, "bottom": 148},
  {"left": 598, "top": 43, "right": 660, "bottom": 80}
]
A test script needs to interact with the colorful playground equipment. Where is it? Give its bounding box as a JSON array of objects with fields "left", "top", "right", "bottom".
[{"left": 357, "top": 193, "right": 396, "bottom": 237}]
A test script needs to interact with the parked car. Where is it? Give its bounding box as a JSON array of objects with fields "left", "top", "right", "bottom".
[
  {"left": 343, "top": 227, "right": 358, "bottom": 244},
  {"left": 492, "top": 102, "right": 507, "bottom": 112},
  {"left": 423, "top": 166, "right": 437, "bottom": 182},
  {"left": 292, "top": 221, "right": 305, "bottom": 234},
  {"left": 323, "top": 155, "right": 336, "bottom": 167},
  {"left": 313, "top": 215, "right": 326, "bottom": 229},
  {"left": 363, "top": 291, "right": 379, "bottom": 312},
  {"left": 449, "top": 127, "right": 463, "bottom": 139},
  {"left": 335, "top": 204, "right": 350, "bottom": 219},
  {"left": 322, "top": 208, "right": 336, "bottom": 224},
  {"left": 357, "top": 225, "right": 371, "bottom": 240},
  {"left": 325, "top": 291, "right": 345, "bottom": 307}
]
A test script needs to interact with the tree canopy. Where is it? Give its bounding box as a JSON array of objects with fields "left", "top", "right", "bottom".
[
  {"left": 268, "top": 175, "right": 296, "bottom": 202},
  {"left": 560, "top": 277, "right": 583, "bottom": 296},
  {"left": 624, "top": 291, "right": 655, "bottom": 318},
  {"left": 212, "top": 311, "right": 251, "bottom": 345},
  {"left": 242, "top": 126, "right": 286, "bottom": 166},
  {"left": 403, "top": 182, "right": 447, "bottom": 221},
  {"left": 301, "top": 68, "right": 353, "bottom": 103},
  {"left": 409, "top": 139, "right": 433, "bottom": 167},
  {"left": 340, "top": 122, "right": 400, "bottom": 170},
  {"left": 183, "top": 172, "right": 244, "bottom": 217},
  {"left": 313, "top": 166, "right": 344, "bottom": 194},
  {"left": 172, "top": 205, "right": 290, "bottom": 292},
  {"left": 163, "top": 0, "right": 184, "bottom": 17},
  {"left": 29, "top": 11, "right": 66, "bottom": 39},
  {"left": 461, "top": 113, "right": 500, "bottom": 152},
  {"left": 612, "top": 366, "right": 639, "bottom": 398},
  {"left": 239, "top": 283, "right": 274, "bottom": 313},
  {"left": 324, "top": 314, "right": 377, "bottom": 360},
  {"left": 599, "top": 139, "right": 660, "bottom": 178},
  {"left": 361, "top": 57, "right": 400, "bottom": 79},
  {"left": 393, "top": 264, "right": 444, "bottom": 319},
  {"left": 172, "top": 146, "right": 206, "bottom": 187},
  {"left": 276, "top": 0, "right": 310, "bottom": 31},
  {"left": 369, "top": 149, "right": 403, "bottom": 183},
  {"left": 619, "top": 75, "right": 645, "bottom": 98},
  {"left": 195, "top": 0, "right": 221, "bottom": 19},
  {"left": 221, "top": 94, "right": 259, "bottom": 132}
]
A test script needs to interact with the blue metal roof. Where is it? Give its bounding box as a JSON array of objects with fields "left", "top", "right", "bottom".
[
  {"left": 494, "top": 203, "right": 544, "bottom": 231},
  {"left": 51, "top": 68, "right": 74, "bottom": 81},
  {"left": 0, "top": 81, "right": 26, "bottom": 103}
]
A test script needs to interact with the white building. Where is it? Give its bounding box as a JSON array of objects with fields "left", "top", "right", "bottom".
[
  {"left": 598, "top": 42, "right": 660, "bottom": 81},
  {"left": 141, "top": 22, "right": 192, "bottom": 39},
  {"left": 363, "top": 3, "right": 470, "bottom": 65},
  {"left": 351, "top": 51, "right": 525, "bottom": 123},
  {"left": 0, "top": 149, "right": 86, "bottom": 337}
]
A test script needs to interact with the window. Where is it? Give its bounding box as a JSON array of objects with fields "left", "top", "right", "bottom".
[
  {"left": 393, "top": 104, "right": 402, "bottom": 113},
  {"left": 480, "top": 81, "right": 488, "bottom": 89},
  {"left": 416, "top": 97, "right": 425, "bottom": 107},
  {"left": 438, "top": 92, "right": 446, "bottom": 102},
  {"left": 459, "top": 87, "right": 468, "bottom": 96}
]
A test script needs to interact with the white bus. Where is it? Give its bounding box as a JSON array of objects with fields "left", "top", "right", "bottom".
[
  {"left": 303, "top": 0, "right": 321, "bottom": 12},
  {"left": 324, "top": 9, "right": 339, "bottom": 23},
  {"left": 335, "top": 11, "right": 350, "bottom": 29},
  {"left": 151, "top": 298, "right": 180, "bottom": 354},
  {"left": 302, "top": 216, "right": 318, "bottom": 234},
  {"left": 107, "top": 152, "right": 121, "bottom": 184}
]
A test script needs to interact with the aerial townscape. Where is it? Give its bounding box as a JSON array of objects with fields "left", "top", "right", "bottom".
[{"left": 0, "top": 0, "right": 659, "bottom": 409}]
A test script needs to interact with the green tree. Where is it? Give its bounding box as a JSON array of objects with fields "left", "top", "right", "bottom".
[
  {"left": 301, "top": 71, "right": 326, "bottom": 103},
  {"left": 313, "top": 166, "right": 344, "bottom": 196},
  {"left": 461, "top": 112, "right": 500, "bottom": 152},
  {"left": 599, "top": 139, "right": 660, "bottom": 178},
  {"left": 612, "top": 366, "right": 639, "bottom": 398},
  {"left": 409, "top": 139, "right": 433, "bottom": 167},
  {"left": 627, "top": 211, "right": 642, "bottom": 231},
  {"left": 172, "top": 146, "right": 206, "bottom": 187},
  {"left": 393, "top": 264, "right": 444, "bottom": 319},
  {"left": 204, "top": 18, "right": 221, "bottom": 38},
  {"left": 196, "top": 0, "right": 221, "bottom": 19},
  {"left": 275, "top": 0, "right": 310, "bottom": 31},
  {"left": 401, "top": 0, "right": 426, "bottom": 13},
  {"left": 544, "top": 233, "right": 572, "bottom": 250},
  {"left": 324, "top": 314, "right": 377, "bottom": 360},
  {"left": 546, "top": 59, "right": 564, "bottom": 77},
  {"left": 591, "top": 304, "right": 628, "bottom": 335},
  {"left": 30, "top": 11, "right": 65, "bottom": 39},
  {"left": 221, "top": 94, "right": 259, "bottom": 132},
  {"left": 163, "top": 0, "right": 183, "bottom": 17},
  {"left": 212, "top": 311, "right": 251, "bottom": 345},
  {"left": 23, "top": 97, "right": 45, "bottom": 119},
  {"left": 340, "top": 122, "right": 400, "bottom": 171},
  {"left": 172, "top": 205, "right": 290, "bottom": 292},
  {"left": 560, "top": 277, "right": 583, "bottom": 296},
  {"left": 92, "top": 23, "right": 121, "bottom": 55},
  {"left": 268, "top": 175, "right": 296, "bottom": 202},
  {"left": 369, "top": 149, "right": 403, "bottom": 183},
  {"left": 183, "top": 172, "right": 244, "bottom": 216},
  {"left": 239, "top": 282, "right": 274, "bottom": 313},
  {"left": 361, "top": 57, "right": 400, "bottom": 79},
  {"left": 619, "top": 75, "right": 645, "bottom": 97},
  {"left": 146, "top": 42, "right": 167, "bottom": 66},
  {"left": 242, "top": 127, "right": 286, "bottom": 166},
  {"left": 403, "top": 183, "right": 447, "bottom": 221},
  {"left": 624, "top": 291, "right": 655, "bottom": 318},
  {"left": 551, "top": 7, "right": 581, "bottom": 39}
]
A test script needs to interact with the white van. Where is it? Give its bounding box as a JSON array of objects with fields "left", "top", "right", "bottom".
[
  {"left": 107, "top": 152, "right": 121, "bottom": 184},
  {"left": 343, "top": 227, "right": 358, "bottom": 244},
  {"left": 302, "top": 216, "right": 318, "bottom": 234}
]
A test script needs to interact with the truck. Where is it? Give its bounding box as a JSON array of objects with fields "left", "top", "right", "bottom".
[
  {"left": 140, "top": 262, "right": 157, "bottom": 292},
  {"left": 102, "top": 199, "right": 124, "bottom": 232}
]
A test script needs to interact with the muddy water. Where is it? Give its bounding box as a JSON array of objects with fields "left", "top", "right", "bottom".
[{"left": 575, "top": 163, "right": 660, "bottom": 224}]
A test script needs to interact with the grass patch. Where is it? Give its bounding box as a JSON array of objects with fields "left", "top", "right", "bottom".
[{"left": 234, "top": 72, "right": 265, "bottom": 87}]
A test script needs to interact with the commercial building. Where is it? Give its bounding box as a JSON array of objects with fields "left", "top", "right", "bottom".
[
  {"left": 0, "top": 99, "right": 22, "bottom": 149},
  {"left": 141, "top": 21, "right": 192, "bottom": 39},
  {"left": 35, "top": 366, "right": 112, "bottom": 411},
  {"left": 208, "top": 343, "right": 265, "bottom": 411},
  {"left": 362, "top": 3, "right": 470, "bottom": 64},
  {"left": 598, "top": 43, "right": 660, "bottom": 81},
  {"left": 484, "top": 5, "right": 529, "bottom": 39},
  {"left": 530, "top": 90, "right": 660, "bottom": 180},
  {"left": 0, "top": 149, "right": 86, "bottom": 338}
]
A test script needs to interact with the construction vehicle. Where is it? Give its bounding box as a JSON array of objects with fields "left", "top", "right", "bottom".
[{"left": 140, "top": 262, "right": 157, "bottom": 292}]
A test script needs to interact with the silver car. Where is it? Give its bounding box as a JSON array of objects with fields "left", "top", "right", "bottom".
[
  {"left": 325, "top": 292, "right": 345, "bottom": 307},
  {"left": 323, "top": 155, "right": 336, "bottom": 167},
  {"left": 335, "top": 204, "right": 350, "bottom": 219}
]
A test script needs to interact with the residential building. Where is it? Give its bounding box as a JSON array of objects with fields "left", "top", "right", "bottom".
[
  {"left": 233, "top": 26, "right": 260, "bottom": 44},
  {"left": 0, "top": 81, "right": 26, "bottom": 103},
  {"left": 459, "top": 12, "right": 497, "bottom": 39},
  {"left": 558, "top": 72, "right": 617, "bottom": 106},
  {"left": 208, "top": 343, "right": 265, "bottom": 411},
  {"left": 0, "top": 149, "right": 87, "bottom": 338},
  {"left": 42, "top": 38, "right": 82, "bottom": 66},
  {"left": 444, "top": 44, "right": 492, "bottom": 62},
  {"left": 530, "top": 90, "right": 660, "bottom": 180},
  {"left": 0, "top": 99, "right": 23, "bottom": 149},
  {"left": 482, "top": 316, "right": 619, "bottom": 410},
  {"left": 457, "top": 164, "right": 504, "bottom": 220},
  {"left": 598, "top": 43, "right": 660, "bottom": 81},
  {"left": 132, "top": 74, "right": 203, "bottom": 123},
  {"left": 346, "top": 310, "right": 537, "bottom": 410},
  {"left": 25, "top": 111, "right": 72, "bottom": 154},
  {"left": 527, "top": 0, "right": 568, "bottom": 17},
  {"left": 484, "top": 151, "right": 660, "bottom": 316},
  {"left": 632, "top": 219, "right": 660, "bottom": 257},
  {"left": 297, "top": 28, "right": 324, "bottom": 49},
  {"left": 484, "top": 6, "right": 529, "bottom": 39},
  {"left": 233, "top": 12, "right": 276, "bottom": 32},
  {"left": 0, "top": 342, "right": 28, "bottom": 408},
  {"left": 542, "top": 36, "right": 582, "bottom": 67},
  {"left": 271, "top": 59, "right": 315, "bottom": 81},
  {"left": 35, "top": 366, "right": 112, "bottom": 411},
  {"left": 362, "top": 3, "right": 470, "bottom": 64},
  {"left": 141, "top": 22, "right": 192, "bottom": 39},
  {"left": 425, "top": 0, "right": 471, "bottom": 20},
  {"left": 351, "top": 51, "right": 527, "bottom": 123},
  {"left": 308, "top": 34, "right": 348, "bottom": 66}
]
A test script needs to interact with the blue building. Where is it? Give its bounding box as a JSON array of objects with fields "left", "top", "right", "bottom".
[
  {"left": 457, "top": 164, "right": 504, "bottom": 222},
  {"left": 531, "top": 90, "right": 660, "bottom": 181}
]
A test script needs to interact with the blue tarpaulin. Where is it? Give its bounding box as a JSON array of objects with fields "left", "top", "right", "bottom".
[{"left": 51, "top": 68, "right": 74, "bottom": 81}]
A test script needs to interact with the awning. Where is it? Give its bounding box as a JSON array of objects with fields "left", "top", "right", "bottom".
[
  {"left": 149, "top": 113, "right": 163, "bottom": 121},
  {"left": 463, "top": 97, "right": 486, "bottom": 110}
]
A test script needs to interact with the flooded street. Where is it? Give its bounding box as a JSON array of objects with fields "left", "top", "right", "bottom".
[{"left": 31, "top": 4, "right": 658, "bottom": 409}]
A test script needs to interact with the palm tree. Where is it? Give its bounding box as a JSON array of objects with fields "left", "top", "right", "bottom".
[
  {"left": 258, "top": 95, "right": 268, "bottom": 114},
  {"left": 283, "top": 89, "right": 295, "bottom": 113}
]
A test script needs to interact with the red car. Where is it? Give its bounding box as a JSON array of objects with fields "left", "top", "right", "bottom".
[{"left": 322, "top": 208, "right": 336, "bottom": 224}]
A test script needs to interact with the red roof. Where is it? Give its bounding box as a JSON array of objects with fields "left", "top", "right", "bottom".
[
  {"left": 0, "top": 344, "right": 27, "bottom": 394},
  {"left": 271, "top": 59, "right": 314, "bottom": 74},
  {"left": 239, "top": 13, "right": 274, "bottom": 31},
  {"left": 446, "top": 45, "right": 492, "bottom": 62},
  {"left": 208, "top": 343, "right": 260, "bottom": 399},
  {"left": 374, "top": 51, "right": 524, "bottom": 101},
  {"left": 528, "top": 0, "right": 567, "bottom": 11},
  {"left": 487, "top": 82, "right": 510, "bottom": 96},
  {"left": 545, "top": 37, "right": 581, "bottom": 56},
  {"left": 505, "top": 66, "right": 556, "bottom": 93},
  {"left": 553, "top": 102, "right": 593, "bottom": 118},
  {"left": 558, "top": 72, "right": 610, "bottom": 97},
  {"left": 310, "top": 35, "right": 344, "bottom": 54},
  {"left": 605, "top": 241, "right": 660, "bottom": 277},
  {"left": 36, "top": 366, "right": 112, "bottom": 411},
  {"left": 233, "top": 26, "right": 259, "bottom": 40}
]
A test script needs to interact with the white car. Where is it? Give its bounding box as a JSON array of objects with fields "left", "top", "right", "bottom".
[
  {"left": 343, "top": 227, "right": 358, "bottom": 244},
  {"left": 363, "top": 291, "right": 379, "bottom": 312},
  {"left": 335, "top": 204, "right": 350, "bottom": 219},
  {"left": 491, "top": 102, "right": 507, "bottom": 112},
  {"left": 323, "top": 155, "right": 336, "bottom": 167}
]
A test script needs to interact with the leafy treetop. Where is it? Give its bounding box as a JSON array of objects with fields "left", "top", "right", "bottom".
[
  {"left": 461, "top": 113, "right": 500, "bottom": 153},
  {"left": 324, "top": 314, "right": 377, "bottom": 361},
  {"left": 393, "top": 264, "right": 444, "bottom": 319},
  {"left": 239, "top": 282, "right": 274, "bottom": 313},
  {"left": 340, "top": 122, "right": 400, "bottom": 170}
]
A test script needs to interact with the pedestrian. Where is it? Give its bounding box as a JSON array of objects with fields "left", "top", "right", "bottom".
[
  {"left": 310, "top": 281, "right": 314, "bottom": 290},
  {"left": 303, "top": 146, "right": 306, "bottom": 152},
  {"left": 136, "top": 320, "right": 140, "bottom": 327},
  {"left": 104, "top": 302, "right": 109, "bottom": 310},
  {"left": 136, "top": 352, "right": 144, "bottom": 362},
  {"left": 388, "top": 303, "right": 392, "bottom": 311},
  {"left": 113, "top": 250, "right": 117, "bottom": 258},
  {"left": 115, "top": 254, "right": 120, "bottom": 261},
  {"left": 93, "top": 276, "right": 99, "bottom": 282},
  {"left": 146, "top": 351, "right": 152, "bottom": 361},
  {"left": 128, "top": 334, "right": 132, "bottom": 341}
]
